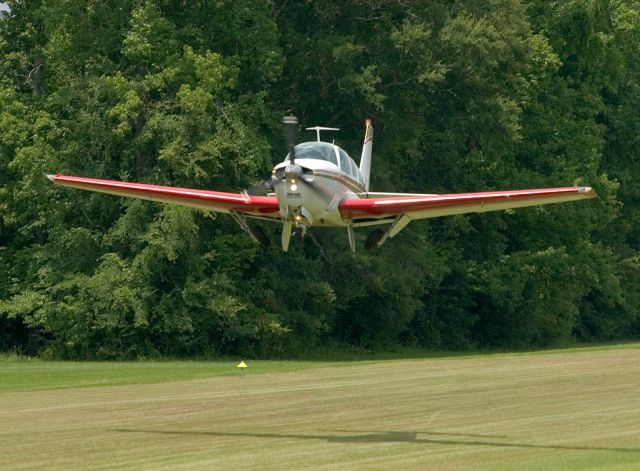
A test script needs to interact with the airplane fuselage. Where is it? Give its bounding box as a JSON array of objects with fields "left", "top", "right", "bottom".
[{"left": 272, "top": 141, "right": 365, "bottom": 228}]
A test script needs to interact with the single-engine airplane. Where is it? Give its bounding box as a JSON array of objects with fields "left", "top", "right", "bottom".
[{"left": 48, "top": 117, "right": 597, "bottom": 252}]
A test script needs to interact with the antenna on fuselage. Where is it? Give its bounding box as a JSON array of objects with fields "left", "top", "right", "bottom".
[{"left": 306, "top": 126, "right": 340, "bottom": 142}]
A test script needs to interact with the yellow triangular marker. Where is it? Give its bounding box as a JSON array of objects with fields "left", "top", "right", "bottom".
[{"left": 237, "top": 361, "right": 248, "bottom": 368}]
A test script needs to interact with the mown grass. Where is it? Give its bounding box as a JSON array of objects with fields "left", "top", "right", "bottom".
[
  {"left": 2, "top": 344, "right": 640, "bottom": 470},
  {"left": 2, "top": 341, "right": 638, "bottom": 392},
  {"left": 0, "top": 357, "right": 342, "bottom": 392}
]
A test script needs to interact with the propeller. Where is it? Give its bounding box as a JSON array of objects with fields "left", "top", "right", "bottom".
[
  {"left": 282, "top": 116, "right": 304, "bottom": 189},
  {"left": 244, "top": 177, "right": 281, "bottom": 197},
  {"left": 282, "top": 116, "right": 317, "bottom": 188},
  {"left": 283, "top": 116, "right": 298, "bottom": 164},
  {"left": 245, "top": 116, "right": 307, "bottom": 196}
]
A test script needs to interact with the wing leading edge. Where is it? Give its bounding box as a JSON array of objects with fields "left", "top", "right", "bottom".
[
  {"left": 340, "top": 186, "right": 597, "bottom": 221},
  {"left": 48, "top": 174, "right": 280, "bottom": 218}
]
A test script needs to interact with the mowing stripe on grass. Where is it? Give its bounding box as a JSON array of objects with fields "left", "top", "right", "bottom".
[{"left": 1, "top": 345, "right": 640, "bottom": 470}]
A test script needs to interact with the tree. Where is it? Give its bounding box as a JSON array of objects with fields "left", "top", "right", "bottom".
[{"left": 0, "top": 0, "right": 637, "bottom": 357}]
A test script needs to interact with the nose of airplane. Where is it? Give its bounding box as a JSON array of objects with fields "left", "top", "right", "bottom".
[
  {"left": 284, "top": 164, "right": 303, "bottom": 185},
  {"left": 284, "top": 181, "right": 303, "bottom": 207}
]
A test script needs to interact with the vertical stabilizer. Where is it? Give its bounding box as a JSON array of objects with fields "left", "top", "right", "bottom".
[{"left": 359, "top": 119, "right": 373, "bottom": 192}]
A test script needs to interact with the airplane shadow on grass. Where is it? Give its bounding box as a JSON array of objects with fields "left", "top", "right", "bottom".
[{"left": 110, "top": 428, "right": 640, "bottom": 453}]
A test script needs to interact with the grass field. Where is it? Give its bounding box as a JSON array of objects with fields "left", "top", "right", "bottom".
[{"left": 2, "top": 345, "right": 640, "bottom": 470}]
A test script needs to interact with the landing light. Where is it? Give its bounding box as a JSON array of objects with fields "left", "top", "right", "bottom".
[
  {"left": 290, "top": 183, "right": 298, "bottom": 191},
  {"left": 294, "top": 214, "right": 302, "bottom": 223}
]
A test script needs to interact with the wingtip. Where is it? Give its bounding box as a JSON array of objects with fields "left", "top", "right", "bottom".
[
  {"left": 578, "top": 186, "right": 598, "bottom": 198},
  {"left": 46, "top": 174, "right": 56, "bottom": 182}
]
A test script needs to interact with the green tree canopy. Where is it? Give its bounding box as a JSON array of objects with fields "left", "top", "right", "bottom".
[{"left": 1, "top": 0, "right": 637, "bottom": 358}]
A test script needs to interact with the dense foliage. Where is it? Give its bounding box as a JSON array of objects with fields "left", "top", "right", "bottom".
[{"left": 1, "top": 0, "right": 638, "bottom": 359}]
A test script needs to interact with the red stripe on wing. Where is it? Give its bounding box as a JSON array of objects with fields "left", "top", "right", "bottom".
[
  {"left": 50, "top": 174, "right": 280, "bottom": 217},
  {"left": 340, "top": 187, "right": 597, "bottom": 220}
]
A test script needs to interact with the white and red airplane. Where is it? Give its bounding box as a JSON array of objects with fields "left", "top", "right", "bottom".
[{"left": 48, "top": 117, "right": 597, "bottom": 252}]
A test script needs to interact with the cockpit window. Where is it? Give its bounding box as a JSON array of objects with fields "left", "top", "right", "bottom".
[
  {"left": 285, "top": 142, "right": 363, "bottom": 185},
  {"left": 286, "top": 142, "right": 338, "bottom": 166}
]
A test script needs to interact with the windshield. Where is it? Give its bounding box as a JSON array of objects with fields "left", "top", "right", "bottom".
[
  {"left": 286, "top": 142, "right": 338, "bottom": 166},
  {"left": 285, "top": 142, "right": 363, "bottom": 185}
]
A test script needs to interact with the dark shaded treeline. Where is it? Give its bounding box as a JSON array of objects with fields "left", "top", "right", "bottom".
[{"left": 0, "top": 0, "right": 638, "bottom": 359}]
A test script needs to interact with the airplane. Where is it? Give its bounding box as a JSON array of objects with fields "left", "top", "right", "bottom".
[{"left": 47, "top": 117, "right": 597, "bottom": 252}]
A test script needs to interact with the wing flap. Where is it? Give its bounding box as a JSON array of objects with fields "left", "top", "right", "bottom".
[
  {"left": 48, "top": 174, "right": 280, "bottom": 218},
  {"left": 340, "top": 186, "right": 597, "bottom": 220}
]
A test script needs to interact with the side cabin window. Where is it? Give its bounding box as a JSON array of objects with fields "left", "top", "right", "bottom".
[
  {"left": 349, "top": 158, "right": 359, "bottom": 180},
  {"left": 339, "top": 149, "right": 350, "bottom": 175},
  {"left": 338, "top": 148, "right": 362, "bottom": 183}
]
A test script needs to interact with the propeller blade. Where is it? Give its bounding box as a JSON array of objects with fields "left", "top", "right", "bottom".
[
  {"left": 283, "top": 116, "right": 298, "bottom": 165},
  {"left": 282, "top": 219, "right": 293, "bottom": 252},
  {"left": 244, "top": 175, "right": 284, "bottom": 196},
  {"left": 246, "top": 115, "right": 299, "bottom": 196}
]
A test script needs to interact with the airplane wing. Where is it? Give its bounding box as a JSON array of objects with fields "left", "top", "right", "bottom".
[
  {"left": 340, "top": 186, "right": 597, "bottom": 222},
  {"left": 47, "top": 174, "right": 281, "bottom": 219}
]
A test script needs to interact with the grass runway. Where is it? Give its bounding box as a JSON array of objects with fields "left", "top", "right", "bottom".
[{"left": 2, "top": 345, "right": 640, "bottom": 470}]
